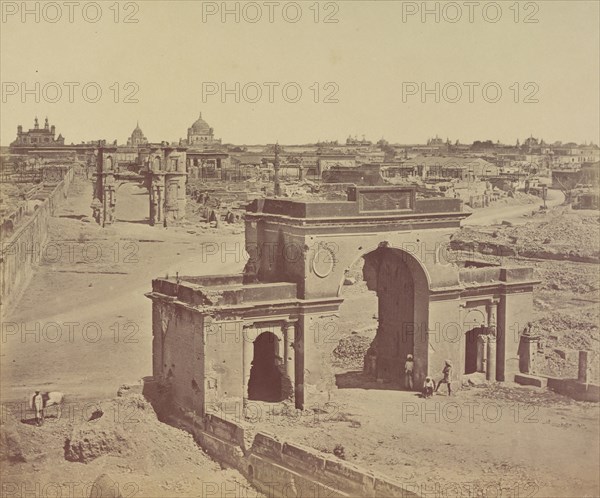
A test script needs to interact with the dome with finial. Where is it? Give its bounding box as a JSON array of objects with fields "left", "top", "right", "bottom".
[
  {"left": 127, "top": 121, "right": 147, "bottom": 146},
  {"left": 189, "top": 112, "right": 211, "bottom": 133},
  {"left": 131, "top": 121, "right": 145, "bottom": 139}
]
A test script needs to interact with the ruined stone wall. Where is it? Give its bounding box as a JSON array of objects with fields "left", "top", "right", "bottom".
[
  {"left": 203, "top": 318, "right": 245, "bottom": 404},
  {"left": 0, "top": 166, "right": 73, "bottom": 317},
  {"left": 153, "top": 303, "right": 205, "bottom": 415},
  {"left": 161, "top": 406, "right": 420, "bottom": 498},
  {"left": 246, "top": 219, "right": 307, "bottom": 290},
  {"left": 299, "top": 312, "right": 340, "bottom": 406}
]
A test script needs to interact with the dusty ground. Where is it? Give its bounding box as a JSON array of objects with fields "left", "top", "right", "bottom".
[
  {"left": 1, "top": 174, "right": 254, "bottom": 497},
  {"left": 237, "top": 381, "right": 599, "bottom": 497},
  {"left": 2, "top": 177, "right": 598, "bottom": 498},
  {"left": 1, "top": 177, "right": 246, "bottom": 401},
  {"left": 1, "top": 393, "right": 259, "bottom": 498}
]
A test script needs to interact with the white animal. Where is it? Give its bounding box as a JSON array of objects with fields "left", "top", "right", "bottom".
[{"left": 28, "top": 391, "right": 65, "bottom": 410}]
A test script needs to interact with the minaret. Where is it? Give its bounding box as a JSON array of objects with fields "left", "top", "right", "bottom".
[
  {"left": 44, "top": 117, "right": 49, "bottom": 129},
  {"left": 34, "top": 117, "right": 39, "bottom": 129}
]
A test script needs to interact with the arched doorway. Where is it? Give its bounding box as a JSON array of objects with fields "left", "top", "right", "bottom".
[
  {"left": 465, "top": 326, "right": 484, "bottom": 374},
  {"left": 248, "top": 332, "right": 285, "bottom": 402}
]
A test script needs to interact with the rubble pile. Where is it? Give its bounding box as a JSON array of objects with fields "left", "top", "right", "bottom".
[
  {"left": 451, "top": 210, "right": 600, "bottom": 263},
  {"left": 510, "top": 211, "right": 600, "bottom": 262},
  {"left": 534, "top": 262, "right": 599, "bottom": 294},
  {"left": 0, "top": 412, "right": 26, "bottom": 464},
  {"left": 332, "top": 334, "right": 372, "bottom": 368},
  {"left": 64, "top": 396, "right": 155, "bottom": 463},
  {"left": 536, "top": 312, "right": 599, "bottom": 351},
  {"left": 533, "top": 311, "right": 600, "bottom": 382},
  {"left": 538, "top": 350, "right": 579, "bottom": 380}
]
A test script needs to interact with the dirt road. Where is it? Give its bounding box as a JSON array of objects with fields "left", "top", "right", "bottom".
[
  {"left": 464, "top": 189, "right": 565, "bottom": 226},
  {"left": 1, "top": 176, "right": 246, "bottom": 403}
]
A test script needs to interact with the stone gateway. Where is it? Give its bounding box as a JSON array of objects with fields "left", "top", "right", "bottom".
[{"left": 147, "top": 186, "right": 538, "bottom": 413}]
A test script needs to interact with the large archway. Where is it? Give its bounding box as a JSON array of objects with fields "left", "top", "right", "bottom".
[
  {"left": 93, "top": 146, "right": 187, "bottom": 227},
  {"left": 248, "top": 331, "right": 286, "bottom": 402},
  {"left": 335, "top": 244, "right": 430, "bottom": 390},
  {"left": 114, "top": 182, "right": 150, "bottom": 224}
]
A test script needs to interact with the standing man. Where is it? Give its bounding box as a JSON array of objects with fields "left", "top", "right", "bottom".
[
  {"left": 404, "top": 354, "right": 414, "bottom": 390},
  {"left": 435, "top": 360, "right": 453, "bottom": 396},
  {"left": 32, "top": 391, "right": 44, "bottom": 426}
]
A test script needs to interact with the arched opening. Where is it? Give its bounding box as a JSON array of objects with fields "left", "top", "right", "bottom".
[
  {"left": 248, "top": 332, "right": 284, "bottom": 402},
  {"left": 465, "top": 326, "right": 484, "bottom": 374},
  {"left": 114, "top": 182, "right": 150, "bottom": 224},
  {"left": 335, "top": 245, "right": 429, "bottom": 391}
]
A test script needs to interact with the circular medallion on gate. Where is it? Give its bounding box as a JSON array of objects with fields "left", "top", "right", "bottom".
[{"left": 312, "top": 246, "right": 335, "bottom": 278}]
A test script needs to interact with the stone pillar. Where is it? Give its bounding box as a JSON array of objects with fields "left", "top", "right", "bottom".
[
  {"left": 486, "top": 338, "right": 496, "bottom": 381},
  {"left": 157, "top": 185, "right": 164, "bottom": 224},
  {"left": 102, "top": 182, "right": 115, "bottom": 227},
  {"left": 487, "top": 301, "right": 498, "bottom": 337},
  {"left": 487, "top": 300, "right": 499, "bottom": 380},
  {"left": 164, "top": 172, "right": 187, "bottom": 226},
  {"left": 477, "top": 334, "right": 488, "bottom": 373},
  {"left": 283, "top": 321, "right": 296, "bottom": 397},
  {"left": 519, "top": 334, "right": 540, "bottom": 374},
  {"left": 578, "top": 351, "right": 590, "bottom": 383},
  {"left": 149, "top": 176, "right": 165, "bottom": 227},
  {"left": 242, "top": 325, "right": 254, "bottom": 408}
]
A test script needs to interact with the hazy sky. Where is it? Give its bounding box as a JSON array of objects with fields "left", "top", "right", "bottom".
[{"left": 1, "top": 0, "right": 599, "bottom": 145}]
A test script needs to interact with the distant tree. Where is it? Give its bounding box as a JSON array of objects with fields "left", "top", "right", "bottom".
[{"left": 471, "top": 140, "right": 495, "bottom": 150}]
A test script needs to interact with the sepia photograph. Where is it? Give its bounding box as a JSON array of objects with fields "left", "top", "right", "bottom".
[{"left": 1, "top": 1, "right": 599, "bottom": 497}]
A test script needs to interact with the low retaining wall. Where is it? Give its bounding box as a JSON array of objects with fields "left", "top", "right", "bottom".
[
  {"left": 546, "top": 378, "right": 600, "bottom": 402},
  {"left": 0, "top": 167, "right": 74, "bottom": 316},
  {"left": 142, "top": 376, "right": 418, "bottom": 498},
  {"left": 172, "top": 411, "right": 419, "bottom": 498},
  {"left": 514, "top": 374, "right": 600, "bottom": 402}
]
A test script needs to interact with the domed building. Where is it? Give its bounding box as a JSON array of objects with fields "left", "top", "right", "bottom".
[
  {"left": 186, "top": 112, "right": 220, "bottom": 146},
  {"left": 127, "top": 122, "right": 148, "bottom": 146}
]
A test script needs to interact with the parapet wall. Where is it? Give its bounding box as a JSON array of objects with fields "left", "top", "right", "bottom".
[
  {"left": 0, "top": 166, "right": 74, "bottom": 316},
  {"left": 159, "top": 395, "right": 418, "bottom": 498}
]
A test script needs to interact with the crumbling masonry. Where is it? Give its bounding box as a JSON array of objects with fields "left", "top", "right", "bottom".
[{"left": 147, "top": 186, "right": 538, "bottom": 412}]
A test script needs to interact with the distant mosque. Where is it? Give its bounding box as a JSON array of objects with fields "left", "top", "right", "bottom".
[
  {"left": 127, "top": 122, "right": 148, "bottom": 146},
  {"left": 124, "top": 113, "right": 221, "bottom": 148},
  {"left": 184, "top": 112, "right": 221, "bottom": 146}
]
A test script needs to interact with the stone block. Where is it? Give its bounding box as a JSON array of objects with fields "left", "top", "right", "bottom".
[
  {"left": 514, "top": 373, "right": 547, "bottom": 388},
  {"left": 252, "top": 432, "right": 283, "bottom": 460},
  {"left": 282, "top": 442, "right": 326, "bottom": 474}
]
